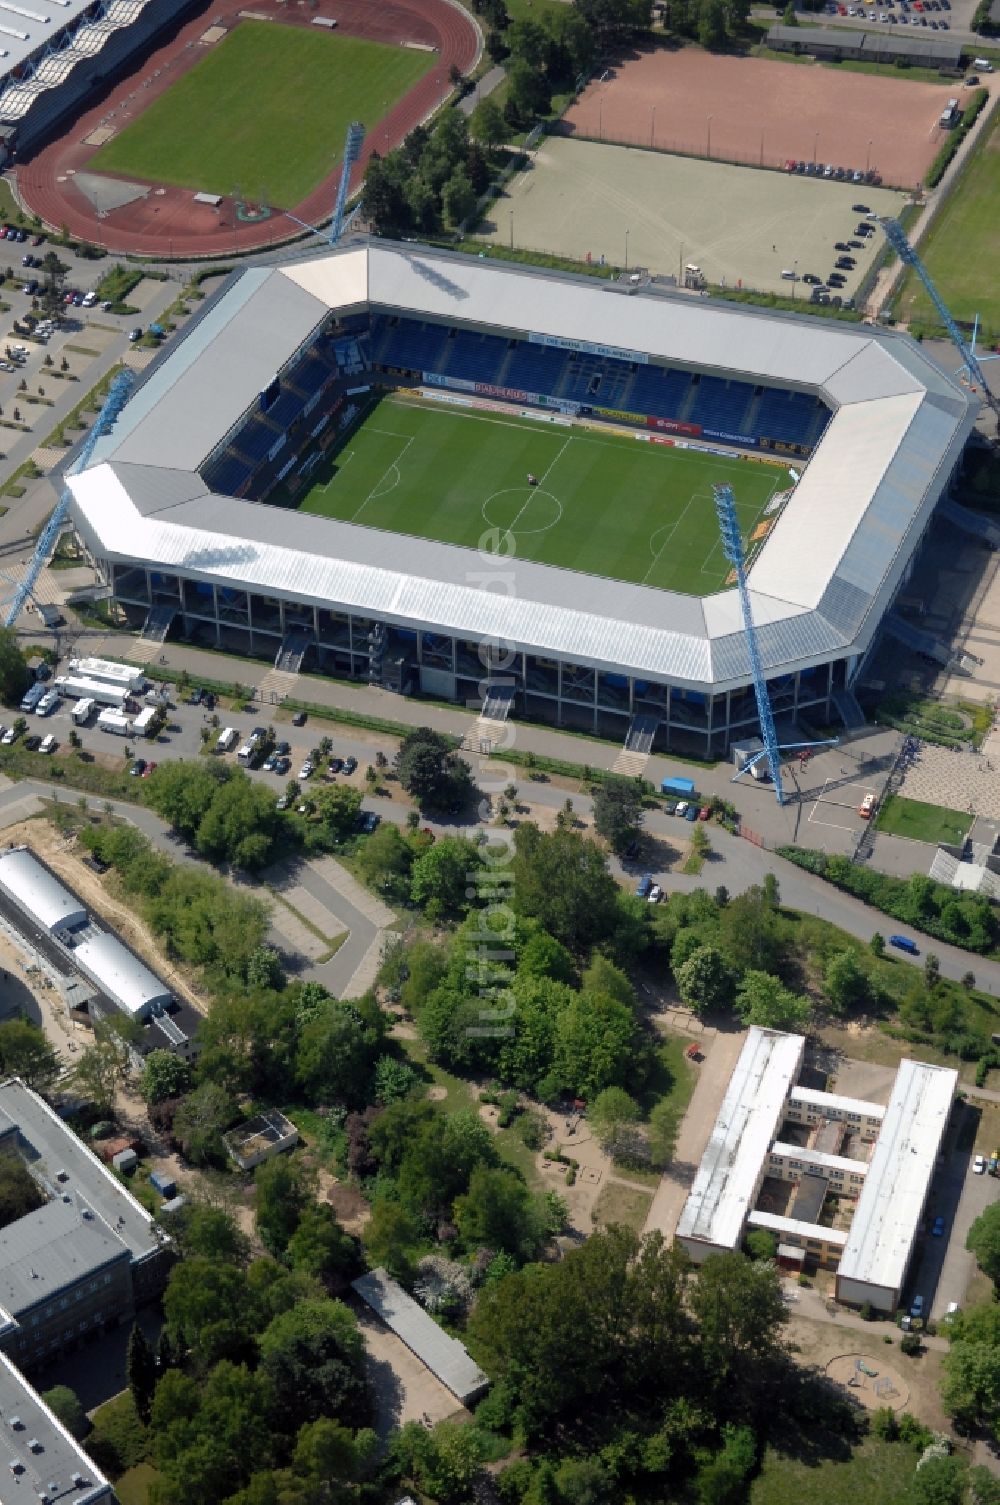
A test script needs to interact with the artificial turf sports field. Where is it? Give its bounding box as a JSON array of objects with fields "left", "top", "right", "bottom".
[
  {"left": 88, "top": 23, "right": 432, "bottom": 206},
  {"left": 285, "top": 395, "right": 792, "bottom": 595}
]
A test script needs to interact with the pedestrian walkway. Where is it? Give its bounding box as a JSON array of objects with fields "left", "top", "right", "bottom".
[{"left": 899, "top": 741, "right": 1000, "bottom": 821}]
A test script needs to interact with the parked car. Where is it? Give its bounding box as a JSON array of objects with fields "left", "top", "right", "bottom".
[
  {"left": 685, "top": 804, "right": 699, "bottom": 822},
  {"left": 859, "top": 792, "right": 876, "bottom": 818},
  {"left": 23, "top": 735, "right": 40, "bottom": 751},
  {"left": 342, "top": 756, "right": 358, "bottom": 775},
  {"left": 358, "top": 811, "right": 381, "bottom": 834},
  {"left": 128, "top": 327, "right": 143, "bottom": 343},
  {"left": 274, "top": 756, "right": 291, "bottom": 776},
  {"left": 328, "top": 757, "right": 344, "bottom": 774},
  {"left": 292, "top": 710, "right": 307, "bottom": 726},
  {"left": 262, "top": 754, "right": 278, "bottom": 772},
  {"left": 298, "top": 760, "right": 314, "bottom": 779},
  {"left": 675, "top": 801, "right": 689, "bottom": 817},
  {"left": 636, "top": 872, "right": 654, "bottom": 898},
  {"left": 698, "top": 806, "right": 712, "bottom": 821},
  {"left": 130, "top": 759, "right": 146, "bottom": 777},
  {"left": 0, "top": 726, "right": 16, "bottom": 745},
  {"left": 931, "top": 1216, "right": 946, "bottom": 1237},
  {"left": 802, "top": 273, "right": 821, "bottom": 285},
  {"left": 647, "top": 883, "right": 662, "bottom": 904},
  {"left": 276, "top": 795, "right": 290, "bottom": 811},
  {"left": 142, "top": 762, "right": 156, "bottom": 778},
  {"left": 889, "top": 934, "right": 919, "bottom": 955},
  {"left": 910, "top": 1294, "right": 924, "bottom": 1318},
  {"left": 974, "top": 1154, "right": 987, "bottom": 1175}
]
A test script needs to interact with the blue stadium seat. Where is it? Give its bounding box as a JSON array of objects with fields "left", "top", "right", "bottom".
[{"left": 203, "top": 453, "right": 254, "bottom": 496}]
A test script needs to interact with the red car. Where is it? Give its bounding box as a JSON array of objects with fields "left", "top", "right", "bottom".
[
  {"left": 785, "top": 158, "right": 798, "bottom": 171},
  {"left": 698, "top": 806, "right": 711, "bottom": 821},
  {"left": 141, "top": 761, "right": 157, "bottom": 778}
]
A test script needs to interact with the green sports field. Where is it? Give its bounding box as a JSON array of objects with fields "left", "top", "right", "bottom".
[
  {"left": 284, "top": 396, "right": 792, "bottom": 594},
  {"left": 88, "top": 23, "right": 433, "bottom": 207},
  {"left": 896, "top": 110, "right": 1000, "bottom": 340}
]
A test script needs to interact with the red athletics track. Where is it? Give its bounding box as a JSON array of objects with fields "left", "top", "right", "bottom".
[{"left": 16, "top": 0, "right": 480, "bottom": 258}]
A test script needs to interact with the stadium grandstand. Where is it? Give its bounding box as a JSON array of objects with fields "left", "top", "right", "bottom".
[
  {"left": 0, "top": 0, "right": 196, "bottom": 159},
  {"left": 65, "top": 240, "right": 978, "bottom": 760}
]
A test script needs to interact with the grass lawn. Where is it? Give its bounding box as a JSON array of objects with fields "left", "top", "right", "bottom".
[
  {"left": 752, "top": 1437, "right": 914, "bottom": 1505},
  {"left": 875, "top": 793, "right": 971, "bottom": 846},
  {"left": 895, "top": 109, "right": 1000, "bottom": 339},
  {"left": 281, "top": 394, "right": 790, "bottom": 594},
  {"left": 114, "top": 1463, "right": 160, "bottom": 1505},
  {"left": 591, "top": 1179, "right": 654, "bottom": 1231},
  {"left": 89, "top": 22, "right": 432, "bottom": 206}
]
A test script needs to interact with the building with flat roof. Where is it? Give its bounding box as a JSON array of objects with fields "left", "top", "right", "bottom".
[
  {"left": 224, "top": 1110, "right": 299, "bottom": 1171},
  {"left": 353, "top": 1268, "right": 488, "bottom": 1405},
  {"left": 765, "top": 24, "right": 963, "bottom": 71},
  {"left": 0, "top": 1347, "right": 113, "bottom": 1503},
  {"left": 0, "top": 847, "right": 86, "bottom": 939},
  {"left": 676, "top": 1028, "right": 807, "bottom": 1263},
  {"left": 677, "top": 1033, "right": 956, "bottom": 1311},
  {"left": 836, "top": 1058, "right": 957, "bottom": 1311},
  {"left": 66, "top": 238, "right": 978, "bottom": 761}
]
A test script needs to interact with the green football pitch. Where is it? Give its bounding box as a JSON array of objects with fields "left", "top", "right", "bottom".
[
  {"left": 88, "top": 23, "right": 433, "bottom": 207},
  {"left": 285, "top": 396, "right": 792, "bottom": 595}
]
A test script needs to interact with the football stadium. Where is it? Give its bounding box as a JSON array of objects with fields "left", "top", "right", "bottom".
[{"left": 66, "top": 242, "right": 978, "bottom": 759}]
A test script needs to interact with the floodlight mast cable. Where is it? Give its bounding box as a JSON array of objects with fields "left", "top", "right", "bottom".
[
  {"left": 878, "top": 216, "right": 1000, "bottom": 431},
  {"left": 1, "top": 368, "right": 135, "bottom": 629},
  {"left": 714, "top": 483, "right": 785, "bottom": 806}
]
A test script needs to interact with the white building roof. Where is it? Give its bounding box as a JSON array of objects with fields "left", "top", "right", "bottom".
[
  {"left": 746, "top": 1209, "right": 849, "bottom": 1247},
  {"left": 0, "top": 1348, "right": 112, "bottom": 1504},
  {"left": 73, "top": 932, "right": 172, "bottom": 1018},
  {"left": 352, "top": 1268, "right": 488, "bottom": 1404},
  {"left": 837, "top": 1058, "right": 957, "bottom": 1298},
  {"left": 67, "top": 241, "right": 978, "bottom": 693},
  {"left": 0, "top": 847, "right": 86, "bottom": 934},
  {"left": 677, "top": 1028, "right": 806, "bottom": 1255},
  {"left": 789, "top": 1085, "right": 887, "bottom": 1119},
  {"left": 771, "top": 1141, "right": 869, "bottom": 1177}
]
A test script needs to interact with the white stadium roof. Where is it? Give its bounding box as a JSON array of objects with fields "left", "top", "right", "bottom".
[
  {"left": 67, "top": 241, "right": 979, "bottom": 693},
  {"left": 0, "top": 847, "right": 86, "bottom": 935}
]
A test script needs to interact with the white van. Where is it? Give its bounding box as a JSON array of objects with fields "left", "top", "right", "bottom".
[
  {"left": 973, "top": 58, "right": 994, "bottom": 71},
  {"left": 39, "top": 733, "right": 56, "bottom": 755},
  {"left": 216, "top": 726, "right": 238, "bottom": 752}
]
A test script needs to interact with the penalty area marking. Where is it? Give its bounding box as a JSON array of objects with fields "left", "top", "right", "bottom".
[{"left": 350, "top": 434, "right": 414, "bottom": 522}]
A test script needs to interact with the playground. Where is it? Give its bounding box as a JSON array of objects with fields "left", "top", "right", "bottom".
[
  {"left": 562, "top": 49, "right": 959, "bottom": 190},
  {"left": 479, "top": 139, "right": 905, "bottom": 297},
  {"left": 825, "top": 1352, "right": 909, "bottom": 1410},
  {"left": 15, "top": 0, "right": 479, "bottom": 257}
]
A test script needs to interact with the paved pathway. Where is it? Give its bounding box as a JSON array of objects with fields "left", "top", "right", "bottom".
[{"left": 899, "top": 739, "right": 1000, "bottom": 821}]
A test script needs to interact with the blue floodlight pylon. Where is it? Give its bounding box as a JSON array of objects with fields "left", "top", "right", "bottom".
[
  {"left": 331, "top": 122, "right": 365, "bottom": 246},
  {"left": 714, "top": 483, "right": 785, "bottom": 805},
  {"left": 2, "top": 368, "right": 134, "bottom": 629},
  {"left": 879, "top": 217, "right": 1000, "bottom": 429}
]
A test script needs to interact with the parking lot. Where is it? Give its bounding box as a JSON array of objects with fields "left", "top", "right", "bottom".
[
  {"left": 807, "top": 776, "right": 879, "bottom": 836},
  {"left": 818, "top": 0, "right": 957, "bottom": 35},
  {"left": 907, "top": 1100, "right": 997, "bottom": 1321}
]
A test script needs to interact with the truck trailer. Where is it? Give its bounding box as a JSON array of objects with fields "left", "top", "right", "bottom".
[
  {"left": 71, "top": 698, "right": 96, "bottom": 725},
  {"left": 97, "top": 708, "right": 132, "bottom": 736},
  {"left": 54, "top": 675, "right": 129, "bottom": 708},
  {"left": 69, "top": 657, "right": 147, "bottom": 693}
]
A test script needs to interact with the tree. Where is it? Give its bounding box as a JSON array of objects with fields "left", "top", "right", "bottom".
[
  {"left": 870, "top": 932, "right": 886, "bottom": 957},
  {"left": 69, "top": 1028, "right": 132, "bottom": 1116},
  {"left": 511, "top": 824, "right": 620, "bottom": 953},
  {"left": 505, "top": 56, "right": 551, "bottom": 123},
  {"left": 968, "top": 1203, "right": 1000, "bottom": 1284},
  {"left": 195, "top": 772, "right": 281, "bottom": 870},
  {"left": 453, "top": 1164, "right": 547, "bottom": 1259},
  {"left": 696, "top": 1424, "right": 757, "bottom": 1505},
  {"left": 287, "top": 1203, "right": 359, "bottom": 1285},
  {"left": 295, "top": 997, "right": 387, "bottom": 1107},
  {"left": 745, "top": 1228, "right": 778, "bottom": 1262},
  {"left": 719, "top": 887, "right": 781, "bottom": 973},
  {"left": 824, "top": 950, "right": 870, "bottom": 1014},
  {"left": 782, "top": 0, "right": 798, "bottom": 22},
  {"left": 174, "top": 1203, "right": 250, "bottom": 1266},
  {"left": 354, "top": 821, "right": 413, "bottom": 897},
  {"left": 443, "top": 168, "right": 478, "bottom": 227},
  {"left": 390, "top": 1419, "right": 486, "bottom": 1505},
  {"left": 41, "top": 1385, "right": 88, "bottom": 1440},
  {"left": 941, "top": 1339, "right": 1000, "bottom": 1432},
  {"left": 734, "top": 971, "right": 811, "bottom": 1030},
  {"left": 592, "top": 775, "right": 644, "bottom": 855},
  {"left": 907, "top": 1455, "right": 967, "bottom": 1505},
  {"left": 364, "top": 1198, "right": 421, "bottom": 1280},
  {"left": 139, "top": 1049, "right": 193, "bottom": 1106},
  {"left": 126, "top": 1323, "right": 156, "bottom": 1424},
  {"left": 0, "top": 626, "right": 29, "bottom": 706},
  {"left": 0, "top": 1017, "right": 59, "bottom": 1092},
  {"left": 689, "top": 1252, "right": 788, "bottom": 1391},
  {"left": 254, "top": 1154, "right": 313, "bottom": 1256},
  {"left": 395, "top": 727, "right": 472, "bottom": 809},
  {"left": 162, "top": 1258, "right": 255, "bottom": 1371},
  {"left": 648, "top": 1099, "right": 679, "bottom": 1168},
  {"left": 410, "top": 836, "right": 482, "bottom": 916},
  {"left": 171, "top": 1080, "right": 235, "bottom": 1166},
  {"left": 470, "top": 97, "right": 511, "bottom": 148},
  {"left": 589, "top": 1086, "right": 641, "bottom": 1159},
  {"left": 675, "top": 944, "right": 733, "bottom": 1013},
  {"left": 259, "top": 1298, "right": 370, "bottom": 1433}
]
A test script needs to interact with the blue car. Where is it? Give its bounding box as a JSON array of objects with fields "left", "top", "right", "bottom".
[
  {"left": 890, "top": 934, "right": 919, "bottom": 955},
  {"left": 685, "top": 804, "right": 699, "bottom": 822},
  {"left": 636, "top": 873, "right": 653, "bottom": 899},
  {"left": 932, "top": 1216, "right": 946, "bottom": 1237}
]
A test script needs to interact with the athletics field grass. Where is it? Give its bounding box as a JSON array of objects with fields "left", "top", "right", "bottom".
[
  {"left": 897, "top": 111, "right": 1000, "bottom": 340},
  {"left": 88, "top": 23, "right": 432, "bottom": 206},
  {"left": 285, "top": 396, "right": 792, "bottom": 595}
]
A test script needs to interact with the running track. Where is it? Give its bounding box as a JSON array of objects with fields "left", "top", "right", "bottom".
[{"left": 16, "top": 0, "right": 481, "bottom": 258}]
